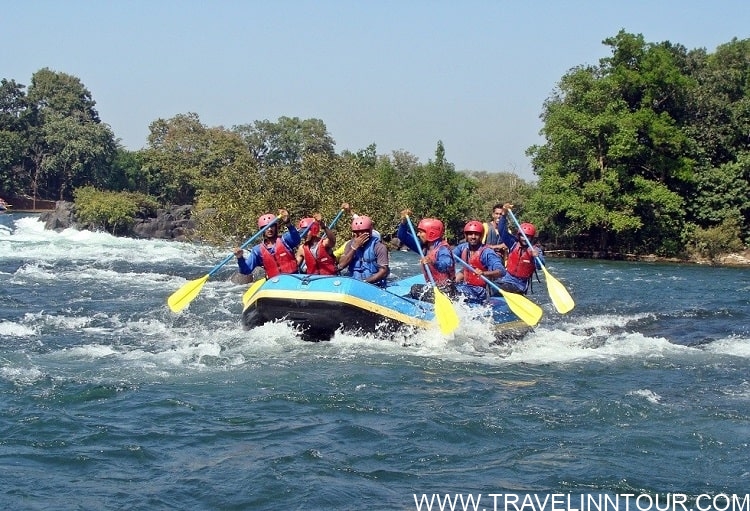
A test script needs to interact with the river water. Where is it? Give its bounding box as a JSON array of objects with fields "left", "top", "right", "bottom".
[{"left": 1, "top": 213, "right": 749, "bottom": 510}]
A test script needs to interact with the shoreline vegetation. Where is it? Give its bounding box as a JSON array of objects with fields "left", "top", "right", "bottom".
[
  {"left": 543, "top": 249, "right": 750, "bottom": 268},
  {"left": 17, "top": 201, "right": 750, "bottom": 269},
  {"left": 4, "top": 35, "right": 750, "bottom": 264}
]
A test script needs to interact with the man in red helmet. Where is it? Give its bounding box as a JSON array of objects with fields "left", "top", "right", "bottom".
[
  {"left": 333, "top": 202, "right": 382, "bottom": 259},
  {"left": 453, "top": 220, "right": 506, "bottom": 303},
  {"left": 496, "top": 203, "right": 544, "bottom": 294},
  {"left": 234, "top": 208, "right": 301, "bottom": 278},
  {"left": 295, "top": 212, "right": 337, "bottom": 275},
  {"left": 335, "top": 213, "right": 389, "bottom": 287},
  {"left": 397, "top": 209, "right": 456, "bottom": 300}
]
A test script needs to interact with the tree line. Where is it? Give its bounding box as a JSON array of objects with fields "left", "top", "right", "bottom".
[
  {"left": 1, "top": 30, "right": 748, "bottom": 259},
  {"left": 528, "top": 31, "right": 750, "bottom": 258}
]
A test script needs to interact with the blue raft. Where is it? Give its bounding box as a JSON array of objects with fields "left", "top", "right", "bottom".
[{"left": 241, "top": 273, "right": 531, "bottom": 342}]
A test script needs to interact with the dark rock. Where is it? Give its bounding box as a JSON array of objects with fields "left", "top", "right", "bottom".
[
  {"left": 41, "top": 201, "right": 197, "bottom": 240},
  {"left": 131, "top": 205, "right": 196, "bottom": 240},
  {"left": 40, "top": 201, "right": 79, "bottom": 231},
  {"left": 230, "top": 272, "right": 255, "bottom": 285}
]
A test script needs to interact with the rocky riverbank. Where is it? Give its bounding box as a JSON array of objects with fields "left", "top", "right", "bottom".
[
  {"left": 546, "top": 248, "right": 750, "bottom": 267},
  {"left": 39, "top": 201, "right": 197, "bottom": 241},
  {"left": 708, "top": 250, "right": 750, "bottom": 267}
]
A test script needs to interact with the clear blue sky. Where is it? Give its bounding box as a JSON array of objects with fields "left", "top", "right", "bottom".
[{"left": 3, "top": 1, "right": 748, "bottom": 180}]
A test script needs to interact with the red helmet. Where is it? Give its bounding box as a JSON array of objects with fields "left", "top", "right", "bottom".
[
  {"left": 258, "top": 214, "right": 276, "bottom": 228},
  {"left": 519, "top": 222, "right": 537, "bottom": 238},
  {"left": 418, "top": 218, "right": 444, "bottom": 242},
  {"left": 463, "top": 220, "right": 484, "bottom": 235},
  {"left": 298, "top": 217, "right": 320, "bottom": 237},
  {"left": 351, "top": 215, "right": 373, "bottom": 231}
]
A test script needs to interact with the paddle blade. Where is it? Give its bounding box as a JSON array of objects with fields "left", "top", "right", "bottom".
[
  {"left": 168, "top": 274, "right": 209, "bottom": 313},
  {"left": 242, "top": 278, "right": 267, "bottom": 306},
  {"left": 433, "top": 287, "right": 460, "bottom": 335},
  {"left": 500, "top": 290, "right": 543, "bottom": 327},
  {"left": 542, "top": 266, "right": 575, "bottom": 314}
]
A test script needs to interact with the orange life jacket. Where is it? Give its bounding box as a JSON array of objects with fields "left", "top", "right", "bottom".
[
  {"left": 259, "top": 238, "right": 298, "bottom": 277},
  {"left": 302, "top": 241, "right": 337, "bottom": 275},
  {"left": 505, "top": 244, "right": 536, "bottom": 279},
  {"left": 422, "top": 240, "right": 455, "bottom": 285},
  {"left": 460, "top": 245, "right": 489, "bottom": 287}
]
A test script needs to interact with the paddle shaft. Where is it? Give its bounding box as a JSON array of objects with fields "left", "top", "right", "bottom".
[
  {"left": 405, "top": 217, "right": 438, "bottom": 286},
  {"left": 452, "top": 253, "right": 504, "bottom": 295},
  {"left": 506, "top": 209, "right": 575, "bottom": 313},
  {"left": 315, "top": 208, "right": 345, "bottom": 243},
  {"left": 327, "top": 209, "right": 345, "bottom": 231},
  {"left": 209, "top": 216, "right": 280, "bottom": 277},
  {"left": 506, "top": 209, "right": 544, "bottom": 267},
  {"left": 452, "top": 253, "right": 543, "bottom": 326},
  {"left": 405, "top": 216, "right": 460, "bottom": 334}
]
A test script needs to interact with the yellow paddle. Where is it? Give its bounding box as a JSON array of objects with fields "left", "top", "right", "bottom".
[
  {"left": 242, "top": 277, "right": 267, "bottom": 306},
  {"left": 453, "top": 254, "right": 542, "bottom": 327},
  {"left": 405, "top": 216, "right": 460, "bottom": 335},
  {"left": 167, "top": 217, "right": 279, "bottom": 312},
  {"left": 506, "top": 210, "right": 575, "bottom": 314}
]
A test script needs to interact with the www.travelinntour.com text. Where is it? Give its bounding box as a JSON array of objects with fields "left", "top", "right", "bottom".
[{"left": 412, "top": 493, "right": 750, "bottom": 511}]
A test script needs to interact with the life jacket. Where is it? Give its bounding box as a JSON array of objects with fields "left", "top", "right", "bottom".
[
  {"left": 346, "top": 235, "right": 388, "bottom": 287},
  {"left": 423, "top": 240, "right": 455, "bottom": 285},
  {"left": 259, "top": 238, "right": 298, "bottom": 277},
  {"left": 505, "top": 243, "right": 536, "bottom": 280},
  {"left": 302, "top": 240, "right": 337, "bottom": 275},
  {"left": 460, "top": 245, "right": 489, "bottom": 287},
  {"left": 483, "top": 221, "right": 502, "bottom": 246}
]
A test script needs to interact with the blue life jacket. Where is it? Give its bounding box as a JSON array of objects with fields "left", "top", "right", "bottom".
[{"left": 346, "top": 233, "right": 388, "bottom": 287}]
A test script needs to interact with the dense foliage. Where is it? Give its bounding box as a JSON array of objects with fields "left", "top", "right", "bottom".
[
  {"left": 0, "top": 69, "right": 116, "bottom": 200},
  {"left": 527, "top": 31, "right": 750, "bottom": 256},
  {"left": 2, "top": 31, "right": 749, "bottom": 258},
  {"left": 73, "top": 187, "right": 159, "bottom": 235}
]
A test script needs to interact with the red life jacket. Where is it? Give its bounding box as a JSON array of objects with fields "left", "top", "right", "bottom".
[
  {"left": 506, "top": 244, "right": 536, "bottom": 279},
  {"left": 259, "top": 238, "right": 298, "bottom": 277},
  {"left": 302, "top": 241, "right": 337, "bottom": 275},
  {"left": 460, "top": 245, "right": 488, "bottom": 287},
  {"left": 422, "top": 240, "right": 455, "bottom": 285}
]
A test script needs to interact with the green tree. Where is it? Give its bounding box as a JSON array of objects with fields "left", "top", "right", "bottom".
[
  {"left": 195, "top": 148, "right": 405, "bottom": 246},
  {"left": 142, "top": 113, "right": 252, "bottom": 205},
  {"left": 40, "top": 113, "right": 116, "bottom": 199},
  {"left": 686, "top": 38, "right": 750, "bottom": 241},
  {"left": 0, "top": 79, "right": 32, "bottom": 194},
  {"left": 24, "top": 68, "right": 116, "bottom": 200},
  {"left": 105, "top": 147, "right": 148, "bottom": 193},
  {"left": 687, "top": 38, "right": 750, "bottom": 166},
  {"left": 463, "top": 171, "right": 535, "bottom": 221},
  {"left": 401, "top": 141, "right": 476, "bottom": 241},
  {"left": 143, "top": 113, "right": 207, "bottom": 204},
  {"left": 692, "top": 152, "right": 750, "bottom": 243},
  {"left": 528, "top": 31, "right": 696, "bottom": 255},
  {"left": 233, "top": 116, "right": 335, "bottom": 169}
]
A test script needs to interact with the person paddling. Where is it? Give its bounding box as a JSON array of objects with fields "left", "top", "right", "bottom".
[
  {"left": 295, "top": 212, "right": 337, "bottom": 275},
  {"left": 496, "top": 203, "right": 544, "bottom": 295},
  {"left": 397, "top": 209, "right": 456, "bottom": 301},
  {"left": 234, "top": 209, "right": 301, "bottom": 278},
  {"left": 453, "top": 220, "right": 506, "bottom": 303}
]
